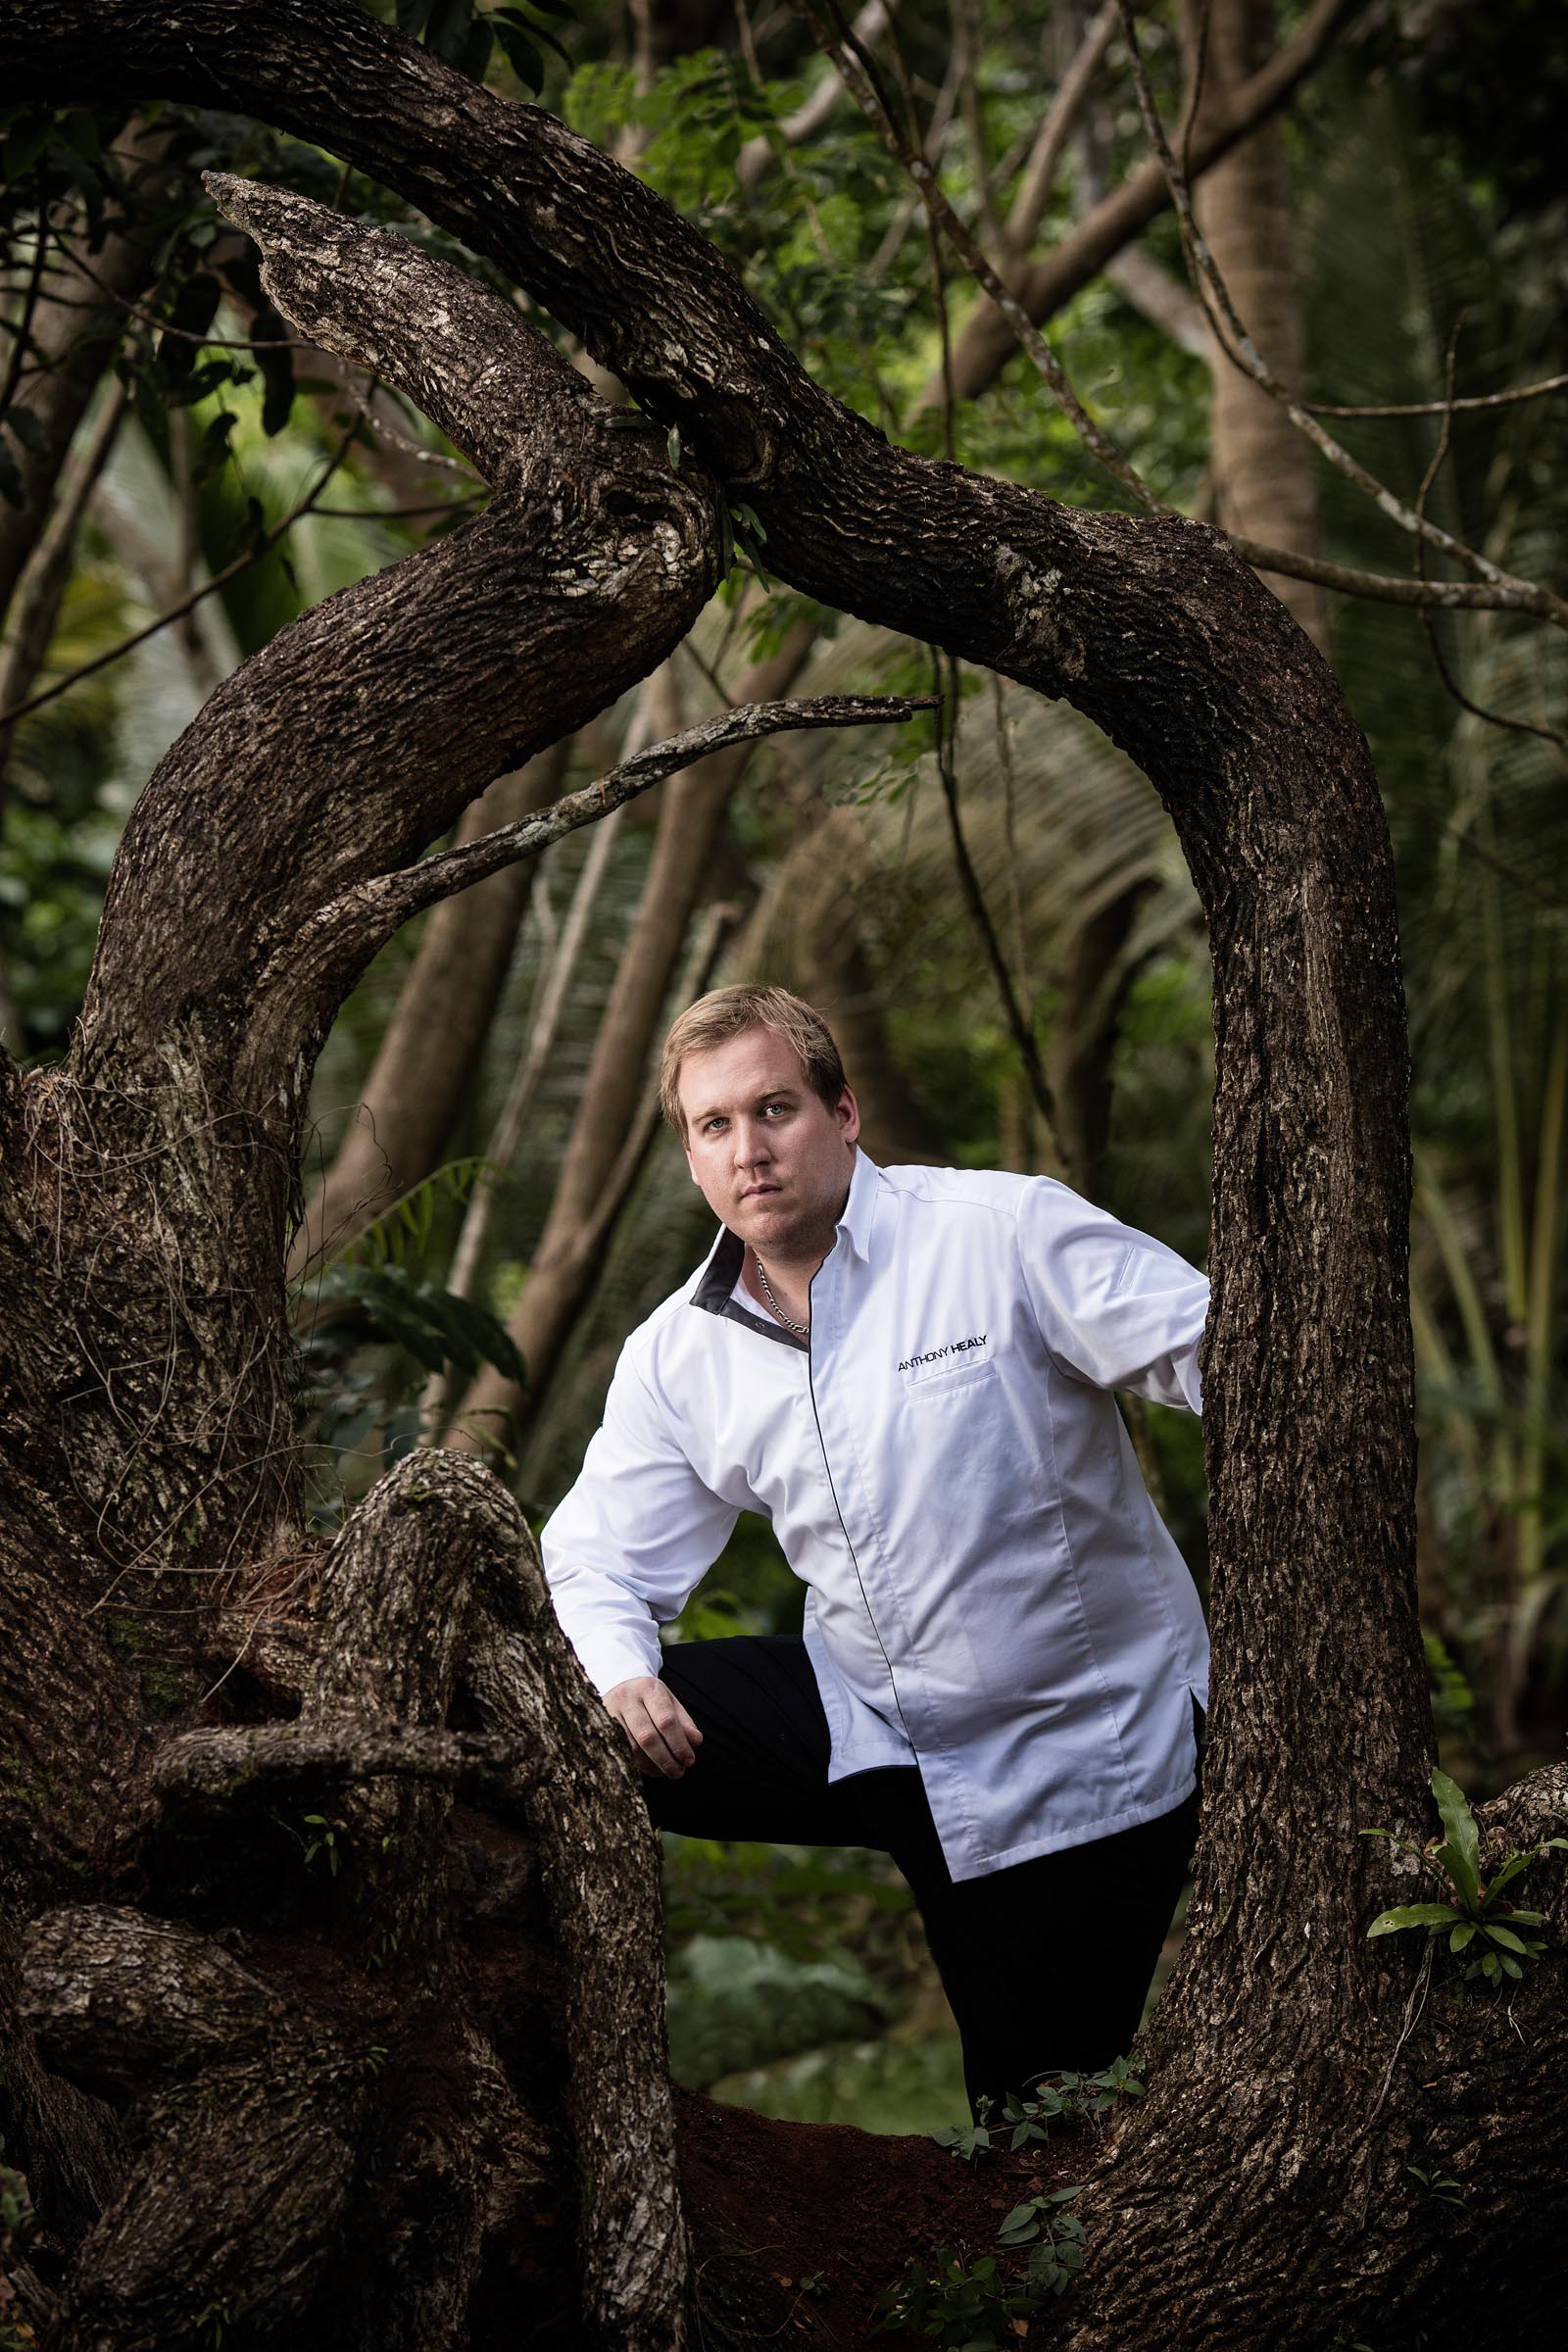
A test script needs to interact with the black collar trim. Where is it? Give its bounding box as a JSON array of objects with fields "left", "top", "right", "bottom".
[{"left": 691, "top": 1227, "right": 809, "bottom": 1353}]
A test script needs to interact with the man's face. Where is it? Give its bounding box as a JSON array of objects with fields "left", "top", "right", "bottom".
[{"left": 677, "top": 1026, "right": 859, "bottom": 1263}]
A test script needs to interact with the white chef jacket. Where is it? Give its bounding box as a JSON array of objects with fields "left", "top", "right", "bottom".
[{"left": 542, "top": 1150, "right": 1210, "bottom": 1882}]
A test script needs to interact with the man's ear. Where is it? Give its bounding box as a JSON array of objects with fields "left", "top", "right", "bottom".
[{"left": 837, "top": 1086, "right": 861, "bottom": 1147}]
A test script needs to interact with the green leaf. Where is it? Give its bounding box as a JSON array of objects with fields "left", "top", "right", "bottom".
[
  {"left": 1486, "top": 1850, "right": 1535, "bottom": 1896},
  {"left": 1481, "top": 1923, "right": 1531, "bottom": 1954},
  {"left": 1431, "top": 1767, "right": 1480, "bottom": 1886},
  {"left": 193, "top": 409, "right": 239, "bottom": 484},
  {"left": 1449, "top": 1921, "right": 1476, "bottom": 1951},
  {"left": 248, "top": 308, "right": 295, "bottom": 438},
  {"left": 424, "top": 0, "right": 477, "bottom": 63},
  {"left": 3, "top": 107, "right": 56, "bottom": 183},
  {"left": 417, "top": 1285, "right": 526, "bottom": 1387},
  {"left": 495, "top": 7, "right": 573, "bottom": 68},
  {"left": 1367, "top": 1904, "right": 1459, "bottom": 1936},
  {"left": 1432, "top": 1837, "right": 1480, "bottom": 1909},
  {"left": 492, "top": 18, "right": 546, "bottom": 90}
]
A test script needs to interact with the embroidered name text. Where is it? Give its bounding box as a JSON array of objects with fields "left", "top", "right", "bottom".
[{"left": 899, "top": 1334, "right": 988, "bottom": 1374}]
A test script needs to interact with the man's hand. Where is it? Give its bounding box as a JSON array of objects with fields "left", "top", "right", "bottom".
[{"left": 604, "top": 1676, "right": 704, "bottom": 1779}]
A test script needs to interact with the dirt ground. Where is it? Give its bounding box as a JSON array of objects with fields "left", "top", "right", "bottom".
[{"left": 675, "top": 2080, "right": 1092, "bottom": 2347}]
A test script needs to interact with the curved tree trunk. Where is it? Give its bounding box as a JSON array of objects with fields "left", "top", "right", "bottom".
[
  {"left": 0, "top": 9, "right": 1562, "bottom": 2349},
  {"left": 1, "top": 169, "right": 720, "bottom": 2350}
]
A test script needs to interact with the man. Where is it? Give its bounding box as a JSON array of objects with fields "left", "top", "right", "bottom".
[{"left": 542, "top": 985, "right": 1208, "bottom": 2112}]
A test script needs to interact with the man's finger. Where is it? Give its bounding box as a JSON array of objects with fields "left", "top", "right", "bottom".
[
  {"left": 604, "top": 1677, "right": 704, "bottom": 1778},
  {"left": 613, "top": 1692, "right": 685, "bottom": 1778},
  {"left": 648, "top": 1690, "right": 703, "bottom": 1766}
]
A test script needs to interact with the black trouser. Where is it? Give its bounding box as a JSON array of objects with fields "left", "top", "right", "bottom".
[{"left": 644, "top": 1635, "right": 1199, "bottom": 2116}]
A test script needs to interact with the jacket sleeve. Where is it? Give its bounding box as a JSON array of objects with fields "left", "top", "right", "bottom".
[
  {"left": 540, "top": 1341, "right": 741, "bottom": 1694},
  {"left": 1016, "top": 1178, "right": 1208, "bottom": 1412}
]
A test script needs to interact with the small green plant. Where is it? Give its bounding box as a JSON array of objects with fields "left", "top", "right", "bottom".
[
  {"left": 873, "top": 2190, "right": 1086, "bottom": 2344},
  {"left": 1407, "top": 2162, "right": 1465, "bottom": 2208},
  {"left": 997, "top": 2185, "right": 1088, "bottom": 2290},
  {"left": 301, "top": 1813, "right": 342, "bottom": 1878},
  {"left": 194, "top": 2300, "right": 230, "bottom": 2349},
  {"left": 931, "top": 2060, "right": 1145, "bottom": 2161},
  {"left": 1362, "top": 1767, "right": 1568, "bottom": 1987},
  {"left": 871, "top": 2248, "right": 1026, "bottom": 2346}
]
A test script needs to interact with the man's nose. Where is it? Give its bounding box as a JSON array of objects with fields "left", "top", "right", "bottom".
[{"left": 732, "top": 1119, "right": 772, "bottom": 1166}]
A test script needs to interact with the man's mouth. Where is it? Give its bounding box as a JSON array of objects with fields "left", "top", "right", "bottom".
[{"left": 740, "top": 1183, "right": 782, "bottom": 1200}]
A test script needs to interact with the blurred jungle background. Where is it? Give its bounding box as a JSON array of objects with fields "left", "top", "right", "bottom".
[{"left": 3, "top": 0, "right": 1564, "bottom": 2132}]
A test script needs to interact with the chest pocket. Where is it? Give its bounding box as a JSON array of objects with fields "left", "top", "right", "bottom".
[{"left": 901, "top": 1335, "right": 997, "bottom": 1398}]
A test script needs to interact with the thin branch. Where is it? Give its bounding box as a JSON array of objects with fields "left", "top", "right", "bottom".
[
  {"left": 1113, "top": 0, "right": 1568, "bottom": 633},
  {"left": 931, "top": 647, "right": 1062, "bottom": 1152},
  {"left": 1305, "top": 372, "right": 1568, "bottom": 421},
  {"left": 275, "top": 694, "right": 940, "bottom": 979},
  {"left": 953, "top": 0, "right": 1004, "bottom": 251},
  {"left": 1004, "top": 0, "right": 1120, "bottom": 257},
  {"left": 938, "top": 0, "right": 1369, "bottom": 408},
  {"left": 0, "top": 380, "right": 130, "bottom": 771},
  {"left": 795, "top": 0, "right": 1156, "bottom": 511},
  {"left": 0, "top": 403, "right": 367, "bottom": 730},
  {"left": 418, "top": 796, "right": 627, "bottom": 1437},
  {"left": 1226, "top": 537, "right": 1568, "bottom": 622},
  {"left": 737, "top": 0, "right": 897, "bottom": 189},
  {"left": 35, "top": 223, "right": 330, "bottom": 357},
  {"left": 866, "top": 45, "right": 963, "bottom": 281},
  {"left": 1414, "top": 325, "right": 1566, "bottom": 755},
  {"left": 0, "top": 220, "right": 50, "bottom": 418}
]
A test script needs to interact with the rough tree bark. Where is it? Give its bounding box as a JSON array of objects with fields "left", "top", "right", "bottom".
[
  {"left": 0, "top": 6, "right": 1564, "bottom": 2349},
  {"left": 1, "top": 166, "right": 723, "bottom": 2352}
]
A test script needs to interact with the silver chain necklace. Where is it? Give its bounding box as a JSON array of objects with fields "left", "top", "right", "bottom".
[{"left": 752, "top": 1251, "right": 808, "bottom": 1336}]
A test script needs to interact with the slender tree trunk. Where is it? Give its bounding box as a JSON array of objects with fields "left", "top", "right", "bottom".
[
  {"left": 449, "top": 624, "right": 815, "bottom": 1454},
  {"left": 0, "top": 121, "right": 173, "bottom": 626},
  {"left": 1186, "top": 0, "right": 1331, "bottom": 650},
  {"left": 289, "top": 744, "right": 571, "bottom": 1280}
]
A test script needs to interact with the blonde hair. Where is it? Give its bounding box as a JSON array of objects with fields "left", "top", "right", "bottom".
[{"left": 660, "top": 986, "right": 847, "bottom": 1134}]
